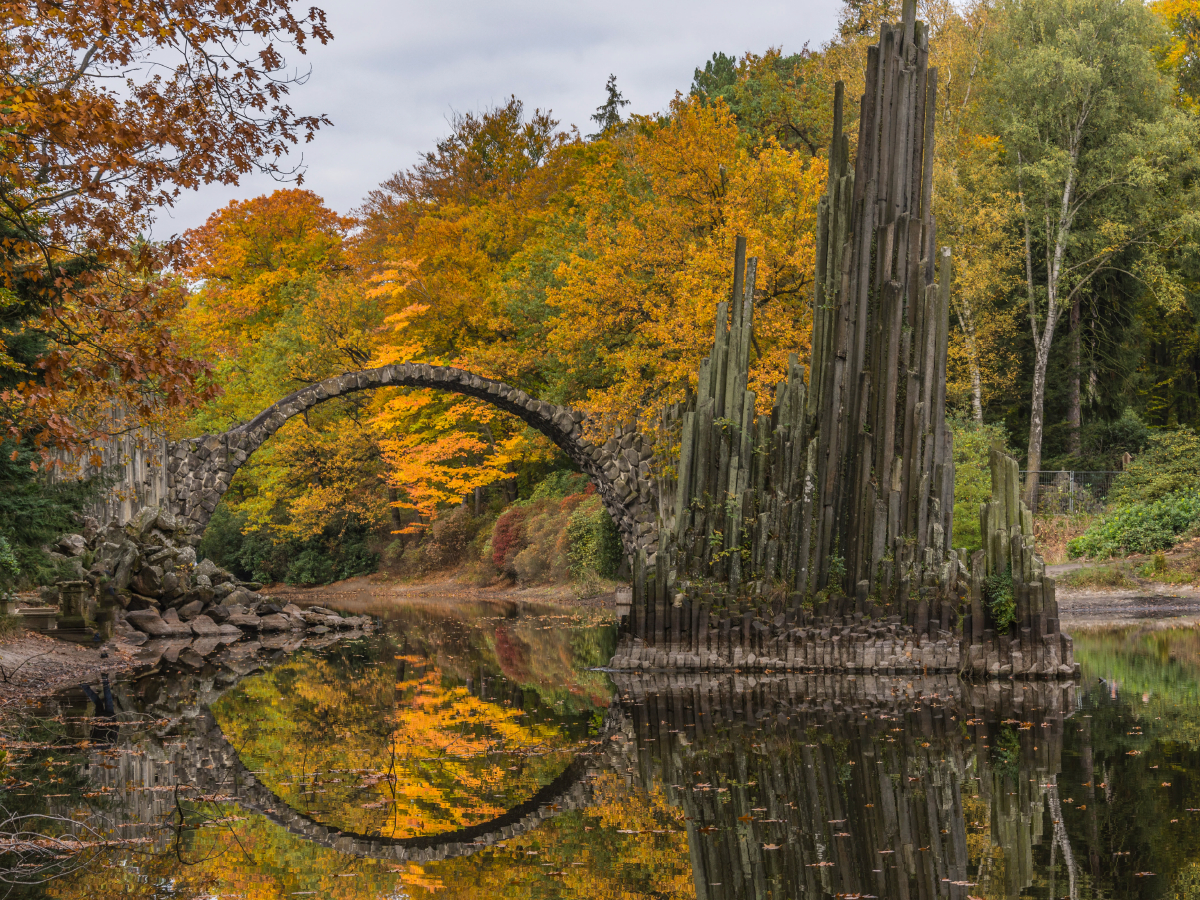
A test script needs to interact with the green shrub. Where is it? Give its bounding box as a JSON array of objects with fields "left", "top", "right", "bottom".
[
  {"left": 983, "top": 567, "right": 1016, "bottom": 632},
  {"left": 0, "top": 441, "right": 107, "bottom": 583},
  {"left": 950, "top": 416, "right": 1012, "bottom": 552},
  {"left": 566, "top": 497, "right": 623, "bottom": 580},
  {"left": 530, "top": 470, "right": 589, "bottom": 500},
  {"left": 1109, "top": 427, "right": 1200, "bottom": 505},
  {"left": 286, "top": 548, "right": 337, "bottom": 586},
  {"left": 1067, "top": 491, "right": 1200, "bottom": 559},
  {"left": 199, "top": 501, "right": 380, "bottom": 585},
  {"left": 0, "top": 534, "right": 19, "bottom": 590}
]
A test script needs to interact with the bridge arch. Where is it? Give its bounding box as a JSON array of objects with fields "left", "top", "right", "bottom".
[{"left": 165, "top": 364, "right": 658, "bottom": 560}]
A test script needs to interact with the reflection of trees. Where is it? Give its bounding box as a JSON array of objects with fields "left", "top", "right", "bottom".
[
  {"left": 609, "top": 674, "right": 1076, "bottom": 900},
  {"left": 213, "top": 639, "right": 589, "bottom": 839}
]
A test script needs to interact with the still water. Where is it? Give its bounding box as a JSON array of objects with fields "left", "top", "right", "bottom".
[{"left": 2, "top": 599, "right": 1200, "bottom": 899}]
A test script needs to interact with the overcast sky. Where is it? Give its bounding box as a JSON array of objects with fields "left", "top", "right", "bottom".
[{"left": 152, "top": 0, "right": 841, "bottom": 237}]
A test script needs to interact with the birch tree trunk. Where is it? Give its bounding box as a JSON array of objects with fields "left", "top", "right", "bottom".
[
  {"left": 1068, "top": 296, "right": 1082, "bottom": 455},
  {"left": 953, "top": 291, "right": 985, "bottom": 422},
  {"left": 1022, "top": 111, "right": 1084, "bottom": 506}
]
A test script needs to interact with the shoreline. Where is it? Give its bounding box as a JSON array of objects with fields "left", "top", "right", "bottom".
[{"left": 3, "top": 574, "right": 1200, "bottom": 716}]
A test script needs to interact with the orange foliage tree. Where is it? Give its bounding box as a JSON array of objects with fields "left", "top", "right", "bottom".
[{"left": 0, "top": 0, "right": 330, "bottom": 447}]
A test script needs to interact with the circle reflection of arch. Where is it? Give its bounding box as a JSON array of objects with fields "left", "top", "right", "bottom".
[{"left": 194, "top": 706, "right": 622, "bottom": 862}]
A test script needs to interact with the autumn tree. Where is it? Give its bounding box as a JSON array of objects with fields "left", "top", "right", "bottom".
[
  {"left": 542, "top": 93, "right": 825, "bottom": 428},
  {"left": 691, "top": 49, "right": 835, "bottom": 156},
  {"left": 0, "top": 0, "right": 331, "bottom": 447}
]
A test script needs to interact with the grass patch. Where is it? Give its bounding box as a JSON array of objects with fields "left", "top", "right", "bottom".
[
  {"left": 0, "top": 612, "right": 23, "bottom": 639},
  {"left": 1059, "top": 563, "right": 1141, "bottom": 590},
  {"left": 1034, "top": 513, "right": 1099, "bottom": 565}
]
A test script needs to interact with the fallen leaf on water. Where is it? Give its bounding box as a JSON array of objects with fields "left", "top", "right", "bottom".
[{"left": 762, "top": 843, "right": 781, "bottom": 850}]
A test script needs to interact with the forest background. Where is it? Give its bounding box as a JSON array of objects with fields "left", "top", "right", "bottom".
[{"left": 6, "top": 0, "right": 1200, "bottom": 589}]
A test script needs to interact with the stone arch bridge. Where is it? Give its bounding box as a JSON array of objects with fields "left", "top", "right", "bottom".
[{"left": 163, "top": 364, "right": 658, "bottom": 560}]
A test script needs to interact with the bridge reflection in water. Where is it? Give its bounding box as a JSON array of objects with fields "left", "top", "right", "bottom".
[{"left": 39, "top": 625, "right": 1084, "bottom": 900}]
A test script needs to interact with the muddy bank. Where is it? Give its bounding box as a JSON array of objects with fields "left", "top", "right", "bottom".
[{"left": 0, "top": 631, "right": 139, "bottom": 717}]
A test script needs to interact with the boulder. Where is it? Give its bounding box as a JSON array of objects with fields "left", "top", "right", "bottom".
[
  {"left": 225, "top": 588, "right": 251, "bottom": 607},
  {"left": 176, "top": 546, "right": 197, "bottom": 567},
  {"left": 126, "top": 608, "right": 190, "bottom": 637},
  {"left": 126, "top": 595, "right": 159, "bottom": 612},
  {"left": 213, "top": 582, "right": 237, "bottom": 600},
  {"left": 113, "top": 545, "right": 139, "bottom": 591},
  {"left": 190, "top": 636, "right": 223, "bottom": 657},
  {"left": 57, "top": 534, "right": 88, "bottom": 557},
  {"left": 131, "top": 565, "right": 163, "bottom": 598},
  {"left": 193, "top": 573, "right": 212, "bottom": 589},
  {"left": 155, "top": 509, "right": 178, "bottom": 532},
  {"left": 258, "top": 613, "right": 294, "bottom": 632},
  {"left": 160, "top": 571, "right": 182, "bottom": 599},
  {"left": 282, "top": 603, "right": 304, "bottom": 617},
  {"left": 217, "top": 623, "right": 243, "bottom": 636},
  {"left": 206, "top": 604, "right": 230, "bottom": 623},
  {"left": 193, "top": 558, "right": 224, "bottom": 581},
  {"left": 177, "top": 599, "right": 204, "bottom": 621},
  {"left": 39, "top": 586, "right": 60, "bottom": 604},
  {"left": 190, "top": 615, "right": 222, "bottom": 636},
  {"left": 126, "top": 506, "right": 160, "bottom": 537},
  {"left": 226, "top": 613, "right": 262, "bottom": 631},
  {"left": 162, "top": 607, "right": 182, "bottom": 624},
  {"left": 80, "top": 516, "right": 100, "bottom": 544}
]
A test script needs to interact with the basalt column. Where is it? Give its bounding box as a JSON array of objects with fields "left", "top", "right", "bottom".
[{"left": 618, "top": 1, "right": 966, "bottom": 665}]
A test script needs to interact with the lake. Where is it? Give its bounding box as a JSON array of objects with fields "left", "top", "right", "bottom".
[{"left": 2, "top": 600, "right": 1199, "bottom": 899}]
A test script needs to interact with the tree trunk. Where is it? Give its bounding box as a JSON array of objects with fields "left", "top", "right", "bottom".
[
  {"left": 1026, "top": 339, "right": 1050, "bottom": 506},
  {"left": 954, "top": 291, "right": 985, "bottom": 422},
  {"left": 1068, "top": 295, "right": 1081, "bottom": 456},
  {"left": 388, "top": 487, "right": 404, "bottom": 534}
]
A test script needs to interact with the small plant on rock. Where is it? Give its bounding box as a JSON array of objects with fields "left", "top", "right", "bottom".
[{"left": 983, "top": 567, "right": 1016, "bottom": 633}]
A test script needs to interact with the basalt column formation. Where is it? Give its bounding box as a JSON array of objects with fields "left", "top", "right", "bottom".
[
  {"left": 617, "top": 7, "right": 961, "bottom": 664},
  {"left": 612, "top": 4, "right": 1078, "bottom": 679}
]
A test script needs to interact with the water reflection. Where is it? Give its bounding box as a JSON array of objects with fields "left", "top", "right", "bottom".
[{"left": 7, "top": 610, "right": 1200, "bottom": 899}]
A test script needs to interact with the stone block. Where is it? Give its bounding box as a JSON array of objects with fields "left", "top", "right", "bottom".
[
  {"left": 190, "top": 615, "right": 222, "bottom": 636},
  {"left": 226, "top": 613, "right": 262, "bottom": 631}
]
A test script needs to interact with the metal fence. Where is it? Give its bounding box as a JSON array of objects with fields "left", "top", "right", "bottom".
[{"left": 1019, "top": 470, "right": 1121, "bottom": 515}]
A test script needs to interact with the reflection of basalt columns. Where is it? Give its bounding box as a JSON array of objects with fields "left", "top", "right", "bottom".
[{"left": 609, "top": 673, "right": 1075, "bottom": 900}]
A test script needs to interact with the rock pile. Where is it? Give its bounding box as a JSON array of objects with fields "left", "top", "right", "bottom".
[{"left": 45, "top": 505, "right": 373, "bottom": 648}]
